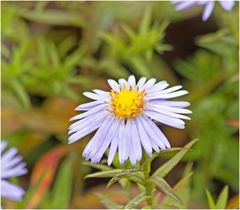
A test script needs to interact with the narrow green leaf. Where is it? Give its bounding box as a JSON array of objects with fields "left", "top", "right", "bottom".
[
  {"left": 96, "top": 193, "right": 122, "bottom": 209},
  {"left": 68, "top": 76, "right": 91, "bottom": 85},
  {"left": 150, "top": 176, "right": 183, "bottom": 205},
  {"left": 205, "top": 190, "right": 216, "bottom": 209},
  {"left": 161, "top": 172, "right": 193, "bottom": 208},
  {"left": 107, "top": 171, "right": 143, "bottom": 188},
  {"left": 122, "top": 24, "right": 136, "bottom": 41},
  {"left": 49, "top": 41, "right": 60, "bottom": 68},
  {"left": 11, "top": 79, "right": 30, "bottom": 108},
  {"left": 85, "top": 169, "right": 137, "bottom": 179},
  {"left": 49, "top": 157, "right": 73, "bottom": 208},
  {"left": 139, "top": 7, "right": 152, "bottom": 36},
  {"left": 82, "top": 161, "right": 111, "bottom": 171},
  {"left": 216, "top": 185, "right": 229, "bottom": 209},
  {"left": 124, "top": 192, "right": 150, "bottom": 209},
  {"left": 19, "top": 9, "right": 85, "bottom": 27},
  {"left": 153, "top": 139, "right": 198, "bottom": 177},
  {"left": 129, "top": 57, "right": 151, "bottom": 77}
]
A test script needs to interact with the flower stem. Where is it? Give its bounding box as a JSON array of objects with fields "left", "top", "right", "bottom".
[{"left": 141, "top": 152, "right": 154, "bottom": 209}]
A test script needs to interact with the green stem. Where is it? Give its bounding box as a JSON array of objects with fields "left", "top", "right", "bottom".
[{"left": 141, "top": 152, "right": 154, "bottom": 209}]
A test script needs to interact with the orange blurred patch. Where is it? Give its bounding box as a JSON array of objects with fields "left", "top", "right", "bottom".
[
  {"left": 227, "top": 119, "right": 240, "bottom": 129},
  {"left": 227, "top": 195, "right": 240, "bottom": 209},
  {"left": 26, "top": 146, "right": 68, "bottom": 208}
]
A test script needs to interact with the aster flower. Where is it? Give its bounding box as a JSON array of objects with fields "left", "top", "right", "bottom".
[
  {"left": 171, "top": 0, "right": 235, "bottom": 21},
  {"left": 68, "top": 75, "right": 191, "bottom": 165},
  {"left": 1, "top": 140, "right": 27, "bottom": 201}
]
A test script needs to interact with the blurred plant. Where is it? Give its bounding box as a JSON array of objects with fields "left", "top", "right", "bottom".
[
  {"left": 99, "top": 7, "right": 171, "bottom": 77},
  {"left": 173, "top": 9, "right": 239, "bottom": 201},
  {"left": 205, "top": 185, "right": 229, "bottom": 209},
  {"left": 1, "top": 1, "right": 239, "bottom": 209}
]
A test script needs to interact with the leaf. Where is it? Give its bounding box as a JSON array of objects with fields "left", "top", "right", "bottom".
[
  {"left": 82, "top": 161, "right": 111, "bottom": 171},
  {"left": 47, "top": 157, "right": 73, "bottom": 208},
  {"left": 122, "top": 24, "right": 136, "bottom": 41},
  {"left": 150, "top": 176, "right": 183, "bottom": 205},
  {"left": 85, "top": 169, "right": 138, "bottom": 179},
  {"left": 205, "top": 190, "right": 216, "bottom": 209},
  {"left": 161, "top": 172, "right": 193, "bottom": 208},
  {"left": 216, "top": 185, "right": 229, "bottom": 209},
  {"left": 17, "top": 172, "right": 45, "bottom": 209},
  {"left": 124, "top": 192, "right": 150, "bottom": 209},
  {"left": 19, "top": 9, "right": 85, "bottom": 27},
  {"left": 10, "top": 79, "right": 30, "bottom": 109},
  {"left": 107, "top": 170, "right": 143, "bottom": 188},
  {"left": 139, "top": 7, "right": 152, "bottom": 36},
  {"left": 129, "top": 57, "right": 151, "bottom": 77},
  {"left": 153, "top": 139, "right": 198, "bottom": 177},
  {"left": 26, "top": 147, "right": 68, "bottom": 208},
  {"left": 96, "top": 193, "right": 122, "bottom": 209}
]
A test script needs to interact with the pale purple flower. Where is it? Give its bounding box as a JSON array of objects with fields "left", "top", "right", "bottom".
[
  {"left": 68, "top": 75, "right": 191, "bottom": 165},
  {"left": 172, "top": 1, "right": 235, "bottom": 21},
  {"left": 1, "top": 141, "right": 27, "bottom": 201}
]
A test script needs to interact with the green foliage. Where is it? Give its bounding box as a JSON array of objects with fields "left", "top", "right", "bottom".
[
  {"left": 86, "top": 140, "right": 197, "bottom": 209},
  {"left": 153, "top": 139, "right": 198, "bottom": 177},
  {"left": 206, "top": 186, "right": 229, "bottom": 209},
  {"left": 40, "top": 157, "right": 73, "bottom": 208},
  {"left": 1, "top": 1, "right": 238, "bottom": 209}
]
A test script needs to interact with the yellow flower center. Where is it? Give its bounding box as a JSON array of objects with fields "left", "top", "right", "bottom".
[{"left": 109, "top": 86, "right": 145, "bottom": 119}]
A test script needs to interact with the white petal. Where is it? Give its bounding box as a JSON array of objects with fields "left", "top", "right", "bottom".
[
  {"left": 83, "top": 117, "right": 112, "bottom": 158},
  {"left": 129, "top": 119, "right": 142, "bottom": 161},
  {"left": 108, "top": 79, "right": 120, "bottom": 92},
  {"left": 75, "top": 100, "right": 104, "bottom": 111},
  {"left": 147, "top": 81, "right": 169, "bottom": 93},
  {"left": 2, "top": 148, "right": 18, "bottom": 164},
  {"left": 68, "top": 112, "right": 109, "bottom": 143},
  {"left": 1, "top": 180, "right": 25, "bottom": 201},
  {"left": 219, "top": 1, "right": 234, "bottom": 10},
  {"left": 139, "top": 117, "right": 166, "bottom": 149},
  {"left": 128, "top": 75, "right": 136, "bottom": 87},
  {"left": 202, "top": 1, "right": 215, "bottom": 21},
  {"left": 150, "top": 104, "right": 192, "bottom": 114},
  {"left": 140, "top": 78, "right": 157, "bottom": 91},
  {"left": 147, "top": 90, "right": 188, "bottom": 100},
  {"left": 69, "top": 110, "right": 108, "bottom": 130},
  {"left": 118, "top": 78, "right": 129, "bottom": 89},
  {"left": 123, "top": 120, "right": 131, "bottom": 162},
  {"left": 1, "top": 141, "right": 7, "bottom": 154},
  {"left": 2, "top": 162, "right": 27, "bottom": 179},
  {"left": 129, "top": 145, "right": 137, "bottom": 165},
  {"left": 118, "top": 120, "right": 126, "bottom": 165},
  {"left": 175, "top": 1, "right": 197, "bottom": 10},
  {"left": 151, "top": 138, "right": 160, "bottom": 152},
  {"left": 144, "top": 116, "right": 171, "bottom": 148},
  {"left": 146, "top": 105, "right": 191, "bottom": 120},
  {"left": 135, "top": 118, "right": 152, "bottom": 156},
  {"left": 145, "top": 110, "right": 185, "bottom": 129},
  {"left": 83, "top": 92, "right": 109, "bottom": 100},
  {"left": 1, "top": 156, "right": 23, "bottom": 172},
  {"left": 107, "top": 134, "right": 119, "bottom": 166},
  {"left": 137, "top": 77, "right": 147, "bottom": 89},
  {"left": 91, "top": 119, "right": 120, "bottom": 163},
  {"left": 70, "top": 104, "right": 107, "bottom": 121},
  {"left": 159, "top": 85, "right": 182, "bottom": 94},
  {"left": 152, "top": 100, "right": 191, "bottom": 108},
  {"left": 93, "top": 89, "right": 109, "bottom": 96}
]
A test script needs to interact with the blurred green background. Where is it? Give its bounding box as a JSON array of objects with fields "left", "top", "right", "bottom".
[{"left": 1, "top": 1, "right": 239, "bottom": 209}]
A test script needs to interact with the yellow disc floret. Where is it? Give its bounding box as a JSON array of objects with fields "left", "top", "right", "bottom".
[{"left": 109, "top": 86, "right": 145, "bottom": 119}]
